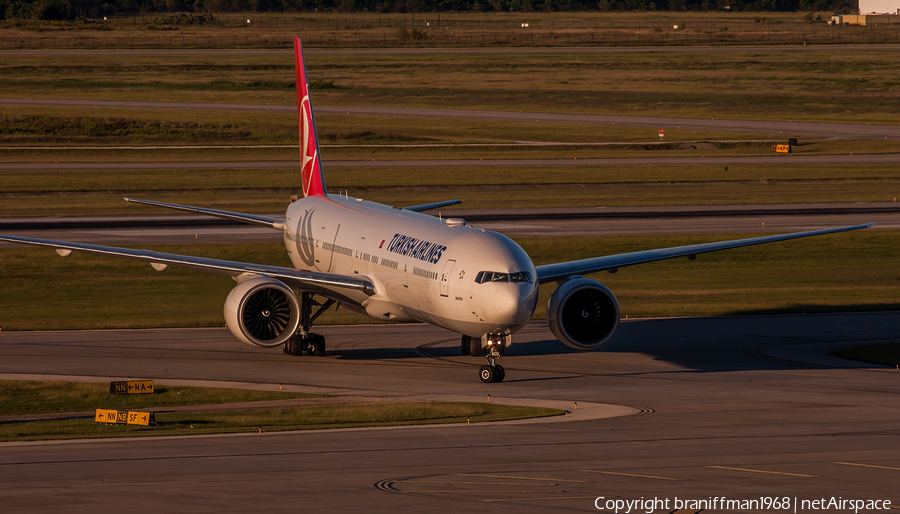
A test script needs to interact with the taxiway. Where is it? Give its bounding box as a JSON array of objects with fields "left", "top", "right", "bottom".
[{"left": 0, "top": 313, "right": 898, "bottom": 512}]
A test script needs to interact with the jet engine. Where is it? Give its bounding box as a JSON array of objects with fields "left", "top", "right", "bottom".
[
  {"left": 224, "top": 276, "right": 300, "bottom": 348},
  {"left": 547, "top": 276, "right": 620, "bottom": 350}
]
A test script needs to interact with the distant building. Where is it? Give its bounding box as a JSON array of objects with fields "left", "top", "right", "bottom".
[
  {"left": 831, "top": 13, "right": 900, "bottom": 24},
  {"left": 858, "top": 0, "right": 900, "bottom": 14}
]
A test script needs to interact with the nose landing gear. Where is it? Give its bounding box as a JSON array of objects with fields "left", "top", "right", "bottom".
[
  {"left": 479, "top": 361, "right": 505, "bottom": 383},
  {"left": 474, "top": 333, "right": 509, "bottom": 383}
]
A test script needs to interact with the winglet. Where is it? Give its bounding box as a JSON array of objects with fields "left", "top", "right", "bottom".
[{"left": 295, "top": 37, "right": 327, "bottom": 197}]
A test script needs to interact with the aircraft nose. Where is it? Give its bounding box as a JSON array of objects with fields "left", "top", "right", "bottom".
[
  {"left": 494, "top": 287, "right": 518, "bottom": 320},
  {"left": 494, "top": 283, "right": 537, "bottom": 325}
]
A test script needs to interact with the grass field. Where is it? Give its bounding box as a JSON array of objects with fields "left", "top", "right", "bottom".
[
  {"left": 2, "top": 43, "right": 899, "bottom": 217},
  {"left": 0, "top": 380, "right": 317, "bottom": 416},
  {"left": 3, "top": 47, "right": 900, "bottom": 124},
  {"left": 0, "top": 380, "right": 561, "bottom": 441},
  {"left": 2, "top": 163, "right": 898, "bottom": 216},
  {"left": 2, "top": 11, "right": 898, "bottom": 49},
  {"left": 2, "top": 43, "right": 898, "bottom": 216},
  {"left": 1, "top": 402, "right": 562, "bottom": 441},
  {"left": 6, "top": 163, "right": 900, "bottom": 194},
  {"left": 1, "top": 230, "right": 896, "bottom": 331}
]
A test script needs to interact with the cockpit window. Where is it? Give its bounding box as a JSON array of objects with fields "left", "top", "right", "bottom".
[
  {"left": 509, "top": 271, "right": 534, "bottom": 283},
  {"left": 475, "top": 271, "right": 534, "bottom": 284}
]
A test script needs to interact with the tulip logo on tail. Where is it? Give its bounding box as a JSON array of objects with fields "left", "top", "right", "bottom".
[
  {"left": 296, "top": 208, "right": 316, "bottom": 267},
  {"left": 300, "top": 93, "right": 321, "bottom": 198}
]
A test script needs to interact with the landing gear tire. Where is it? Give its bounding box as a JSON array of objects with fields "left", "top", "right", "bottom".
[
  {"left": 479, "top": 365, "right": 504, "bottom": 383},
  {"left": 284, "top": 335, "right": 303, "bottom": 356},
  {"left": 311, "top": 333, "right": 326, "bottom": 356},
  {"left": 468, "top": 337, "right": 482, "bottom": 357},
  {"left": 479, "top": 365, "right": 496, "bottom": 383},
  {"left": 461, "top": 335, "right": 471, "bottom": 356},
  {"left": 285, "top": 293, "right": 334, "bottom": 359}
]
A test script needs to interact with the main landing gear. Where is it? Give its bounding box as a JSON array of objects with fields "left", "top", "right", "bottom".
[
  {"left": 284, "top": 292, "right": 333, "bottom": 357},
  {"left": 462, "top": 334, "right": 508, "bottom": 383}
]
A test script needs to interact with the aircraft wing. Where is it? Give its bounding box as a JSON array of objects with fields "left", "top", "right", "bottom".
[
  {"left": 403, "top": 200, "right": 462, "bottom": 212},
  {"left": 535, "top": 223, "right": 876, "bottom": 284},
  {"left": 124, "top": 198, "right": 284, "bottom": 229},
  {"left": 0, "top": 234, "right": 375, "bottom": 301}
]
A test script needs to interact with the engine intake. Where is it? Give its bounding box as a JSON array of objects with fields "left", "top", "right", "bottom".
[
  {"left": 547, "top": 276, "right": 620, "bottom": 350},
  {"left": 224, "top": 276, "right": 300, "bottom": 348}
]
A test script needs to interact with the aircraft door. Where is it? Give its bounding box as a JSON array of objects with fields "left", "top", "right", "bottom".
[
  {"left": 316, "top": 224, "right": 339, "bottom": 272},
  {"left": 440, "top": 259, "right": 456, "bottom": 297},
  {"left": 403, "top": 255, "right": 410, "bottom": 288},
  {"left": 354, "top": 236, "right": 366, "bottom": 274}
]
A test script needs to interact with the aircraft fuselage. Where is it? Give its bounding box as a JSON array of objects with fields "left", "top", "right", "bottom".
[{"left": 283, "top": 194, "right": 539, "bottom": 338}]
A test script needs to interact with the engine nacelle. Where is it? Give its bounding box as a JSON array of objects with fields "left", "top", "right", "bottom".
[
  {"left": 547, "top": 276, "right": 620, "bottom": 350},
  {"left": 224, "top": 276, "right": 300, "bottom": 348}
]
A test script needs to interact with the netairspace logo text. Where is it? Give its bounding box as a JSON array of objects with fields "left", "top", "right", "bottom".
[{"left": 594, "top": 496, "right": 892, "bottom": 513}]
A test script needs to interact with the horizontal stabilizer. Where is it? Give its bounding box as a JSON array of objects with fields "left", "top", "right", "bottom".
[
  {"left": 404, "top": 200, "right": 462, "bottom": 212},
  {"left": 125, "top": 198, "right": 284, "bottom": 230}
]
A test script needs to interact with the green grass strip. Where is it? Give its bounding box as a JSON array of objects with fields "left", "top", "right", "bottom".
[
  {"left": 0, "top": 380, "right": 319, "bottom": 416},
  {"left": 1, "top": 402, "right": 563, "bottom": 442}
]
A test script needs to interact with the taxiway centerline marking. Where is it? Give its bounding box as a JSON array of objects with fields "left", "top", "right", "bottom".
[
  {"left": 459, "top": 473, "right": 588, "bottom": 483},
  {"left": 581, "top": 469, "right": 685, "bottom": 481},
  {"left": 402, "top": 489, "right": 560, "bottom": 494},
  {"left": 404, "top": 480, "right": 558, "bottom": 485},
  {"left": 706, "top": 465, "right": 816, "bottom": 478},
  {"left": 482, "top": 495, "right": 601, "bottom": 502},
  {"left": 832, "top": 461, "right": 900, "bottom": 472}
]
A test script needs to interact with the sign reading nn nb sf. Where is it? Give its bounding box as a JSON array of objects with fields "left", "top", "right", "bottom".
[{"left": 94, "top": 409, "right": 155, "bottom": 426}]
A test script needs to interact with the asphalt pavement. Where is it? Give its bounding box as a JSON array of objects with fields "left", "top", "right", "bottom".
[{"left": 0, "top": 314, "right": 897, "bottom": 512}]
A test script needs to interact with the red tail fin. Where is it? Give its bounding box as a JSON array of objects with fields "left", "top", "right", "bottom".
[{"left": 294, "top": 37, "right": 326, "bottom": 197}]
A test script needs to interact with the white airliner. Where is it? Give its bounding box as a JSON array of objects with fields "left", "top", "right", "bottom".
[{"left": 0, "top": 38, "right": 875, "bottom": 383}]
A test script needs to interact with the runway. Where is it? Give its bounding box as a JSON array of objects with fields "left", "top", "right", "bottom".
[
  {"left": 4, "top": 97, "right": 900, "bottom": 140},
  {"left": 4, "top": 152, "right": 900, "bottom": 171},
  {"left": 0, "top": 313, "right": 898, "bottom": 512},
  {"left": 1, "top": 203, "right": 895, "bottom": 244},
  {"left": 5, "top": 44, "right": 900, "bottom": 56}
]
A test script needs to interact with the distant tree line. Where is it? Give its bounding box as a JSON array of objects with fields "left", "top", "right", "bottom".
[{"left": 0, "top": 0, "right": 857, "bottom": 21}]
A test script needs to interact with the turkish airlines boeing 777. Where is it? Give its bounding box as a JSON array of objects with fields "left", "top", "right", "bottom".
[{"left": 0, "top": 39, "right": 875, "bottom": 383}]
